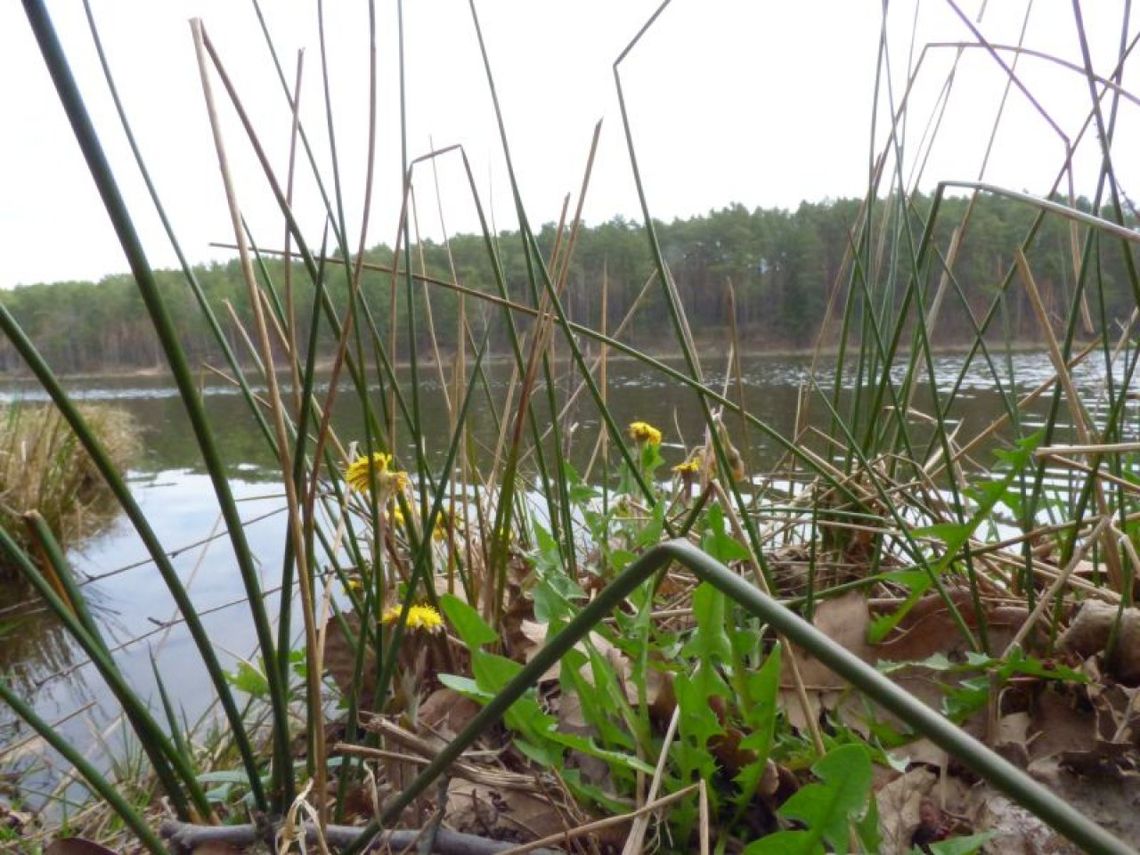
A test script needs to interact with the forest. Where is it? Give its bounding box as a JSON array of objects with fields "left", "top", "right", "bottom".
[{"left": 1, "top": 191, "right": 1133, "bottom": 376}]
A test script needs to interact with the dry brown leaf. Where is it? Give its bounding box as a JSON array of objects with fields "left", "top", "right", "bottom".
[
  {"left": 446, "top": 778, "right": 571, "bottom": 844},
  {"left": 876, "top": 767, "right": 937, "bottom": 855},
  {"left": 417, "top": 687, "right": 482, "bottom": 739},
  {"left": 1024, "top": 758, "right": 1140, "bottom": 845},
  {"left": 44, "top": 840, "right": 117, "bottom": 855},
  {"left": 1027, "top": 688, "right": 1097, "bottom": 762},
  {"left": 324, "top": 610, "right": 374, "bottom": 706},
  {"left": 969, "top": 783, "right": 1082, "bottom": 854},
  {"left": 1062, "top": 600, "right": 1140, "bottom": 684},
  {"left": 783, "top": 591, "right": 874, "bottom": 690},
  {"left": 779, "top": 590, "right": 1029, "bottom": 748}
]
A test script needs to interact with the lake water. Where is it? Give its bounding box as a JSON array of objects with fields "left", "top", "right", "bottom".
[{"left": 0, "top": 349, "right": 1131, "bottom": 801}]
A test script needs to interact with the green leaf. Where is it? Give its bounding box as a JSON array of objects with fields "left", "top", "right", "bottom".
[
  {"left": 439, "top": 593, "right": 498, "bottom": 650},
  {"left": 545, "top": 730, "right": 655, "bottom": 775},
  {"left": 682, "top": 582, "right": 733, "bottom": 662},
  {"left": 632, "top": 500, "right": 666, "bottom": 549},
  {"left": 735, "top": 645, "right": 782, "bottom": 809},
  {"left": 226, "top": 660, "right": 269, "bottom": 698},
  {"left": 437, "top": 673, "right": 491, "bottom": 700},
  {"left": 775, "top": 743, "right": 873, "bottom": 853},
  {"left": 743, "top": 829, "right": 822, "bottom": 854},
  {"left": 701, "top": 503, "right": 751, "bottom": 563},
  {"left": 471, "top": 650, "right": 554, "bottom": 742},
  {"left": 196, "top": 770, "right": 252, "bottom": 785},
  {"left": 674, "top": 665, "right": 728, "bottom": 785},
  {"left": 912, "top": 521, "right": 971, "bottom": 547},
  {"left": 923, "top": 831, "right": 996, "bottom": 855},
  {"left": 868, "top": 573, "right": 933, "bottom": 644},
  {"left": 856, "top": 792, "right": 882, "bottom": 853}
]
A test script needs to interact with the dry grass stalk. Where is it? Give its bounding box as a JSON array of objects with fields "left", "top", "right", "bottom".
[{"left": 0, "top": 403, "right": 137, "bottom": 578}]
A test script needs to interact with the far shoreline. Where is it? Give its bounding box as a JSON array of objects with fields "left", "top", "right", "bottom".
[{"left": 0, "top": 338, "right": 1064, "bottom": 384}]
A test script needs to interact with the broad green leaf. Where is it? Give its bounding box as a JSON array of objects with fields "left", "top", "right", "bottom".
[
  {"left": 471, "top": 650, "right": 554, "bottom": 741},
  {"left": 856, "top": 791, "right": 882, "bottom": 853},
  {"left": 743, "top": 829, "right": 821, "bottom": 854},
  {"left": 439, "top": 593, "right": 498, "bottom": 650},
  {"left": 674, "top": 665, "right": 729, "bottom": 793},
  {"left": 776, "top": 743, "right": 873, "bottom": 853},
  {"left": 437, "top": 673, "right": 491, "bottom": 700}
]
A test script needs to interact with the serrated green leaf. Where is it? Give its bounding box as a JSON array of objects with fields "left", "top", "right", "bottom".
[
  {"left": 226, "top": 660, "right": 269, "bottom": 698},
  {"left": 682, "top": 583, "right": 734, "bottom": 662},
  {"left": 735, "top": 645, "right": 782, "bottom": 809},
  {"left": 775, "top": 743, "right": 873, "bottom": 853}
]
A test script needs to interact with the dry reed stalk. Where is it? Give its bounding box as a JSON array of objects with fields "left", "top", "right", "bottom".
[
  {"left": 1016, "top": 248, "right": 1124, "bottom": 591},
  {"left": 193, "top": 17, "right": 328, "bottom": 821}
]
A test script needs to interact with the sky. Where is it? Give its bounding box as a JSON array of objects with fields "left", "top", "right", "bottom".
[{"left": 1, "top": 1, "right": 1137, "bottom": 288}]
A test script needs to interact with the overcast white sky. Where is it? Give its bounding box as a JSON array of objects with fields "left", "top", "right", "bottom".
[{"left": 1, "top": 1, "right": 1137, "bottom": 287}]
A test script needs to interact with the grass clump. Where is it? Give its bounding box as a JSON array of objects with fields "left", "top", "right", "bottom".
[{"left": 0, "top": 404, "right": 137, "bottom": 579}]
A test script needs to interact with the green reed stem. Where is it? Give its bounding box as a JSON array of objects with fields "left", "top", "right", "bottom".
[
  {"left": 0, "top": 679, "right": 168, "bottom": 855},
  {"left": 0, "top": 527, "right": 210, "bottom": 818},
  {"left": 21, "top": 0, "right": 288, "bottom": 808},
  {"left": 80, "top": 0, "right": 277, "bottom": 459}
]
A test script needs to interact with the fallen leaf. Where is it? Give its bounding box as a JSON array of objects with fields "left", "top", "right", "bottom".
[
  {"left": 1061, "top": 600, "right": 1140, "bottom": 684},
  {"left": 446, "top": 778, "right": 571, "bottom": 843},
  {"left": 45, "top": 840, "right": 116, "bottom": 855},
  {"left": 1025, "top": 686, "right": 1096, "bottom": 762},
  {"left": 969, "top": 785, "right": 1082, "bottom": 854},
  {"left": 876, "top": 767, "right": 937, "bottom": 855},
  {"left": 417, "top": 687, "right": 483, "bottom": 739}
]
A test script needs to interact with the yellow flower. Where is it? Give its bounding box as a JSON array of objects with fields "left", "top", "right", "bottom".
[
  {"left": 628, "top": 420, "right": 662, "bottom": 446},
  {"left": 383, "top": 469, "right": 410, "bottom": 494},
  {"left": 345, "top": 452, "right": 392, "bottom": 493},
  {"left": 386, "top": 505, "right": 405, "bottom": 528},
  {"left": 672, "top": 458, "right": 700, "bottom": 476},
  {"left": 380, "top": 603, "right": 444, "bottom": 633},
  {"left": 345, "top": 576, "right": 363, "bottom": 595}
]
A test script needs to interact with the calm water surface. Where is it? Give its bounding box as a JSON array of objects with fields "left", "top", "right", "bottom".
[{"left": 1, "top": 350, "right": 1135, "bottom": 797}]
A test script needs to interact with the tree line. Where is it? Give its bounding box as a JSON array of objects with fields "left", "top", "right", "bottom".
[{"left": 1, "top": 193, "right": 1135, "bottom": 376}]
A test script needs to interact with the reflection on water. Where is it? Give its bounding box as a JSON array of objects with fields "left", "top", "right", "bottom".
[
  {"left": 2, "top": 350, "right": 1138, "bottom": 800},
  {"left": 3, "top": 350, "right": 1130, "bottom": 479},
  {"left": 1, "top": 471, "right": 289, "bottom": 801}
]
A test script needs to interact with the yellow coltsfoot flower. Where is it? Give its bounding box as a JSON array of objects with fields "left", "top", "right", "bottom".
[
  {"left": 628, "top": 420, "right": 662, "bottom": 446},
  {"left": 382, "top": 468, "right": 410, "bottom": 495},
  {"left": 380, "top": 603, "right": 444, "bottom": 633},
  {"left": 672, "top": 457, "right": 700, "bottom": 477},
  {"left": 345, "top": 452, "right": 392, "bottom": 493}
]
